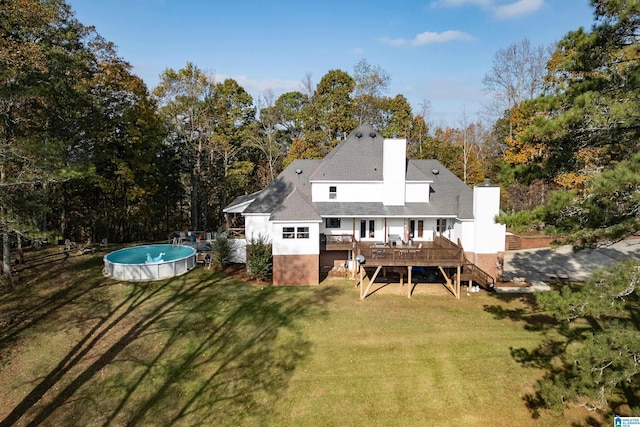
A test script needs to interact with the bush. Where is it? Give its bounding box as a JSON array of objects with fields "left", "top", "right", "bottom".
[
  {"left": 212, "top": 234, "right": 233, "bottom": 268},
  {"left": 246, "top": 235, "right": 272, "bottom": 281}
]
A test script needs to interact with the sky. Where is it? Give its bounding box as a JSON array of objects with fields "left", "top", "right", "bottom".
[{"left": 67, "top": 0, "right": 596, "bottom": 126}]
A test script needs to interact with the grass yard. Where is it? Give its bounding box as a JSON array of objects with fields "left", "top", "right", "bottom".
[{"left": 0, "top": 248, "right": 593, "bottom": 426}]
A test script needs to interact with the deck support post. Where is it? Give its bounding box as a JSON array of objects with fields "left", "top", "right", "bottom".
[
  {"left": 361, "top": 265, "right": 382, "bottom": 300},
  {"left": 407, "top": 266, "right": 413, "bottom": 299}
]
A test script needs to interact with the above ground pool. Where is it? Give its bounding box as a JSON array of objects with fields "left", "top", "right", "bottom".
[{"left": 104, "top": 244, "right": 197, "bottom": 281}]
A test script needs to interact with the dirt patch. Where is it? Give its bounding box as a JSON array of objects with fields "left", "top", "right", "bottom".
[{"left": 217, "top": 263, "right": 272, "bottom": 286}]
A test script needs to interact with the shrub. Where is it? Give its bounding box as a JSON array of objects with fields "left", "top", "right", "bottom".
[
  {"left": 246, "top": 235, "right": 272, "bottom": 281},
  {"left": 212, "top": 233, "right": 233, "bottom": 268}
]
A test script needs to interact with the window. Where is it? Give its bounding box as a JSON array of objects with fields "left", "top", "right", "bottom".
[
  {"left": 283, "top": 227, "right": 295, "bottom": 239},
  {"left": 283, "top": 226, "right": 309, "bottom": 239},
  {"left": 325, "top": 218, "right": 341, "bottom": 229},
  {"left": 296, "top": 227, "right": 309, "bottom": 239},
  {"left": 329, "top": 186, "right": 337, "bottom": 200}
]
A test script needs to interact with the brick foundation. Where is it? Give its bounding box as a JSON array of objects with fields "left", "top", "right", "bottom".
[
  {"left": 273, "top": 254, "right": 319, "bottom": 285},
  {"left": 465, "top": 252, "right": 503, "bottom": 281},
  {"left": 319, "top": 250, "right": 349, "bottom": 272}
]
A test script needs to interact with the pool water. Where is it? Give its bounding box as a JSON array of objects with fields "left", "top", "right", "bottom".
[{"left": 105, "top": 244, "right": 194, "bottom": 264}]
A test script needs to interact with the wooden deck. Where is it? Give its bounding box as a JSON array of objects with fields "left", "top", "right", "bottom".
[
  {"left": 324, "top": 234, "right": 495, "bottom": 299},
  {"left": 327, "top": 234, "right": 466, "bottom": 268},
  {"left": 356, "top": 242, "right": 464, "bottom": 267}
]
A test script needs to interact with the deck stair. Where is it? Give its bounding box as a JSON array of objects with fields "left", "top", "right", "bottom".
[
  {"left": 456, "top": 263, "right": 495, "bottom": 290},
  {"left": 455, "top": 250, "right": 495, "bottom": 290}
]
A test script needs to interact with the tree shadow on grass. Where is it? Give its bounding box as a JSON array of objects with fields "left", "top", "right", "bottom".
[
  {"left": 483, "top": 293, "right": 614, "bottom": 424},
  {"left": 0, "top": 257, "right": 340, "bottom": 426},
  {"left": 482, "top": 293, "right": 580, "bottom": 420}
]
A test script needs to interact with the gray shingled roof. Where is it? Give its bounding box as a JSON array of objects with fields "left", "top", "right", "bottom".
[
  {"left": 234, "top": 124, "right": 475, "bottom": 220},
  {"left": 223, "top": 190, "right": 262, "bottom": 213},
  {"left": 243, "top": 159, "right": 320, "bottom": 215},
  {"left": 309, "top": 124, "right": 385, "bottom": 182},
  {"left": 409, "top": 159, "right": 474, "bottom": 219},
  {"left": 271, "top": 188, "right": 322, "bottom": 221}
]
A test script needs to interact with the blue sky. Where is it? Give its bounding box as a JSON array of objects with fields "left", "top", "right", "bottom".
[{"left": 68, "top": 0, "right": 595, "bottom": 125}]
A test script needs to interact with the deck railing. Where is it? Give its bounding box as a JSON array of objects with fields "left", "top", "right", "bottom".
[{"left": 354, "top": 241, "right": 465, "bottom": 267}]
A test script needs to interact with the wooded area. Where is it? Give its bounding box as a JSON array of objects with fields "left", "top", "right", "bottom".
[{"left": 1, "top": 0, "right": 640, "bottom": 417}]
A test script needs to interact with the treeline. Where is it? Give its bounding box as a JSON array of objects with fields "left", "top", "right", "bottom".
[
  {"left": 2, "top": 0, "right": 639, "bottom": 255},
  {"left": 0, "top": 0, "right": 502, "bottom": 254}
]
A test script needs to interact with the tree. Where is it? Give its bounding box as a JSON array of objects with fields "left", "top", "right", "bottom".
[
  {"left": 523, "top": 259, "right": 640, "bottom": 413},
  {"left": 153, "top": 63, "right": 215, "bottom": 230},
  {"left": 352, "top": 59, "right": 391, "bottom": 126},
  {"left": 305, "top": 69, "right": 356, "bottom": 148},
  {"left": 408, "top": 101, "right": 432, "bottom": 158},
  {"left": 0, "top": 0, "right": 97, "bottom": 276},
  {"left": 207, "top": 78, "right": 257, "bottom": 223},
  {"left": 499, "top": 2, "right": 640, "bottom": 417},
  {"left": 482, "top": 38, "right": 552, "bottom": 120},
  {"left": 377, "top": 94, "right": 413, "bottom": 139},
  {"left": 519, "top": 0, "right": 640, "bottom": 184}
]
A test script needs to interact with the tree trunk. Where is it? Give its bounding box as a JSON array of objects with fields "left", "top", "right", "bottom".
[
  {"left": 2, "top": 215, "right": 11, "bottom": 278},
  {"left": 191, "top": 172, "right": 199, "bottom": 230}
]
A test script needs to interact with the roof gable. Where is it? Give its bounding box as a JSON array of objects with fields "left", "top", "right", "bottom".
[{"left": 309, "top": 124, "right": 385, "bottom": 181}]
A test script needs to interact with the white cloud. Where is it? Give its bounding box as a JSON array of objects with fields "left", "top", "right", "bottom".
[
  {"left": 430, "top": 0, "right": 544, "bottom": 19},
  {"left": 493, "top": 0, "right": 543, "bottom": 19},
  {"left": 381, "top": 30, "right": 473, "bottom": 47}
]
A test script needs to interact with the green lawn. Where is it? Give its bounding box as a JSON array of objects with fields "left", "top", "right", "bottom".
[{"left": 0, "top": 250, "right": 590, "bottom": 426}]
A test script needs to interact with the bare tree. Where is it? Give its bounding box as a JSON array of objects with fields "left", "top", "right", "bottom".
[
  {"left": 352, "top": 59, "right": 391, "bottom": 125},
  {"left": 300, "top": 72, "right": 315, "bottom": 98},
  {"left": 252, "top": 89, "right": 284, "bottom": 183},
  {"left": 414, "top": 100, "right": 432, "bottom": 157},
  {"left": 482, "top": 38, "right": 553, "bottom": 120}
]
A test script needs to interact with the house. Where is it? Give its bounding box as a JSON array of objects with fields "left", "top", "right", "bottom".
[{"left": 223, "top": 124, "right": 505, "bottom": 294}]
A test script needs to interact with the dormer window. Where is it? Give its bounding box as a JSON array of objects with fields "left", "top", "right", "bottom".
[{"left": 329, "top": 186, "right": 337, "bottom": 200}]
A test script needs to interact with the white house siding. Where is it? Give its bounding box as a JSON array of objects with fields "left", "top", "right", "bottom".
[
  {"left": 244, "top": 214, "right": 271, "bottom": 243},
  {"left": 229, "top": 239, "right": 247, "bottom": 263},
  {"left": 311, "top": 182, "right": 383, "bottom": 202},
  {"left": 386, "top": 218, "right": 406, "bottom": 242},
  {"left": 272, "top": 222, "right": 320, "bottom": 256},
  {"left": 472, "top": 186, "right": 506, "bottom": 254},
  {"left": 405, "top": 182, "right": 430, "bottom": 203},
  {"left": 458, "top": 220, "right": 476, "bottom": 251},
  {"left": 320, "top": 217, "right": 354, "bottom": 236}
]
